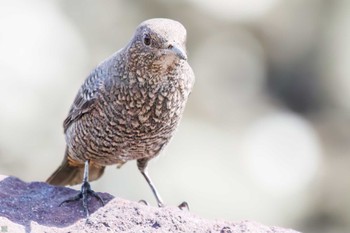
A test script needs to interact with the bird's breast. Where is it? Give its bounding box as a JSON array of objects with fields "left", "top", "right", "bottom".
[{"left": 106, "top": 80, "right": 187, "bottom": 137}]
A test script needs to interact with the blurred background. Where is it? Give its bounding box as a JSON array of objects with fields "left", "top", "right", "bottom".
[{"left": 0, "top": 0, "right": 349, "bottom": 232}]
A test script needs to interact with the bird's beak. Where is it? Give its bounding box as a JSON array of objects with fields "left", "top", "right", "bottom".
[{"left": 168, "top": 44, "right": 187, "bottom": 60}]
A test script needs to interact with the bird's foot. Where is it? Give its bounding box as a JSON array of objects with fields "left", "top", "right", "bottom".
[
  {"left": 59, "top": 180, "right": 104, "bottom": 218},
  {"left": 138, "top": 199, "right": 164, "bottom": 207},
  {"left": 178, "top": 201, "right": 189, "bottom": 211},
  {"left": 138, "top": 199, "right": 188, "bottom": 210},
  {"left": 157, "top": 201, "right": 165, "bottom": 208}
]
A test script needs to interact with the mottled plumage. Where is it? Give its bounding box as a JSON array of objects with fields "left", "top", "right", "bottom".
[{"left": 46, "top": 18, "right": 194, "bottom": 212}]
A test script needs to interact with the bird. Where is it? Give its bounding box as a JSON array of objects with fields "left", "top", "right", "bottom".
[{"left": 46, "top": 18, "right": 195, "bottom": 217}]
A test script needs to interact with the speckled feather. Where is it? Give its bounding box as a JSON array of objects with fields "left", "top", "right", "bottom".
[{"left": 47, "top": 19, "right": 194, "bottom": 186}]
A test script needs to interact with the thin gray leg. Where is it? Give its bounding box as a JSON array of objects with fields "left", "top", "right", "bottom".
[{"left": 137, "top": 158, "right": 164, "bottom": 207}]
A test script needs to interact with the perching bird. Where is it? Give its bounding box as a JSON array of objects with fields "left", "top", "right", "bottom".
[{"left": 46, "top": 18, "right": 195, "bottom": 216}]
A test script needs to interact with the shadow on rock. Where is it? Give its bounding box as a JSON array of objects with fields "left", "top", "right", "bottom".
[{"left": 0, "top": 176, "right": 114, "bottom": 233}]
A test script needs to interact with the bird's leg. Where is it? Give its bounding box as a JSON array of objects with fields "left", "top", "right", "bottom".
[
  {"left": 137, "top": 158, "right": 164, "bottom": 207},
  {"left": 59, "top": 160, "right": 104, "bottom": 218}
]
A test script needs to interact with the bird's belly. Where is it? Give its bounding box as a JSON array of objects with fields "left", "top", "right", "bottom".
[{"left": 65, "top": 113, "right": 179, "bottom": 166}]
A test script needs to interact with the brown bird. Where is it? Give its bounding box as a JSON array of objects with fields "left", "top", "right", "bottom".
[{"left": 46, "top": 18, "right": 195, "bottom": 216}]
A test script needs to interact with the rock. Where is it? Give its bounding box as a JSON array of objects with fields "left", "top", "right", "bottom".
[{"left": 0, "top": 175, "right": 300, "bottom": 233}]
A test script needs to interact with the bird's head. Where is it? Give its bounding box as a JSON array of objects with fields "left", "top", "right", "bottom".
[{"left": 127, "top": 18, "right": 188, "bottom": 67}]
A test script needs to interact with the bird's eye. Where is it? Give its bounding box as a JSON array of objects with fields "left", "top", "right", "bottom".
[{"left": 143, "top": 34, "right": 151, "bottom": 46}]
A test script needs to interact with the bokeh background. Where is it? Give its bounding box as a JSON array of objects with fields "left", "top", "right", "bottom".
[{"left": 0, "top": 0, "right": 349, "bottom": 232}]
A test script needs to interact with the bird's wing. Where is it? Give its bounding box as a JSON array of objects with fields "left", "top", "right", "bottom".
[{"left": 63, "top": 67, "right": 107, "bottom": 133}]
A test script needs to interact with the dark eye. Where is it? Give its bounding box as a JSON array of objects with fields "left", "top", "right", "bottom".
[{"left": 143, "top": 34, "right": 151, "bottom": 46}]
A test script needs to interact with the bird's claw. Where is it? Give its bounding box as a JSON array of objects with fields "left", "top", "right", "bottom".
[
  {"left": 138, "top": 199, "right": 149, "bottom": 206},
  {"left": 178, "top": 201, "right": 189, "bottom": 211}
]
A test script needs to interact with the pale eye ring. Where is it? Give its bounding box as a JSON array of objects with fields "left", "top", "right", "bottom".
[{"left": 143, "top": 34, "right": 151, "bottom": 46}]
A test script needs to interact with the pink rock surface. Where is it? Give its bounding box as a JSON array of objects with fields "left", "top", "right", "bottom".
[{"left": 0, "top": 175, "right": 300, "bottom": 233}]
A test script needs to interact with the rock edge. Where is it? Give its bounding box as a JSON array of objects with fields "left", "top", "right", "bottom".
[{"left": 0, "top": 175, "right": 300, "bottom": 233}]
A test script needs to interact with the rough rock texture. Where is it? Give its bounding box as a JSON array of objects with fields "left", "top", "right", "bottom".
[{"left": 0, "top": 175, "right": 300, "bottom": 233}]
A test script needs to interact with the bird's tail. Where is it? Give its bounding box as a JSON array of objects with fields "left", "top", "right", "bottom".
[{"left": 46, "top": 149, "right": 105, "bottom": 186}]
